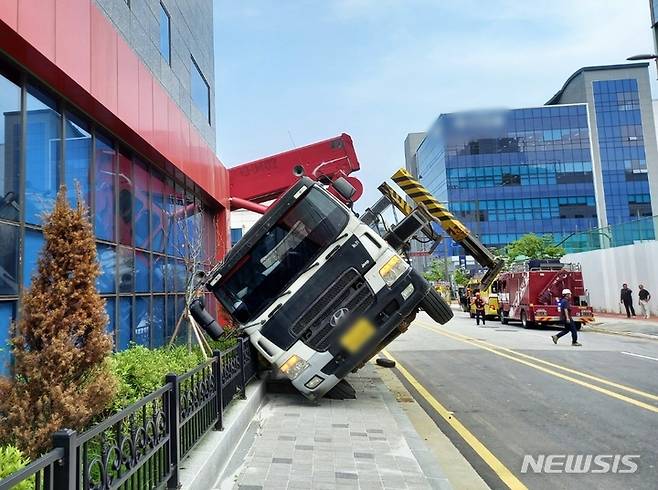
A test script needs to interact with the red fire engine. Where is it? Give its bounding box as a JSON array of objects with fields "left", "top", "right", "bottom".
[{"left": 494, "top": 259, "right": 594, "bottom": 328}]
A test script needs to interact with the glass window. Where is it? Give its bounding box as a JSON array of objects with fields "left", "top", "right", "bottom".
[
  {"left": 104, "top": 297, "right": 115, "bottom": 342},
  {"left": 165, "top": 178, "right": 178, "bottom": 256},
  {"left": 165, "top": 294, "right": 176, "bottom": 340},
  {"left": 0, "top": 301, "right": 16, "bottom": 376},
  {"left": 134, "top": 296, "right": 150, "bottom": 346},
  {"left": 134, "top": 160, "right": 150, "bottom": 249},
  {"left": 0, "top": 73, "right": 21, "bottom": 223},
  {"left": 191, "top": 57, "right": 210, "bottom": 124},
  {"left": 230, "top": 228, "right": 242, "bottom": 247},
  {"left": 64, "top": 112, "right": 91, "bottom": 207},
  {"left": 119, "top": 297, "right": 132, "bottom": 350},
  {"left": 94, "top": 134, "right": 116, "bottom": 241},
  {"left": 97, "top": 244, "right": 116, "bottom": 293},
  {"left": 150, "top": 171, "right": 167, "bottom": 252},
  {"left": 118, "top": 151, "right": 133, "bottom": 246},
  {"left": 26, "top": 86, "right": 61, "bottom": 224},
  {"left": 152, "top": 296, "right": 165, "bottom": 347},
  {"left": 0, "top": 223, "right": 19, "bottom": 295},
  {"left": 214, "top": 188, "right": 349, "bottom": 323},
  {"left": 159, "top": 3, "right": 171, "bottom": 65},
  {"left": 23, "top": 229, "right": 44, "bottom": 288},
  {"left": 135, "top": 250, "right": 149, "bottom": 292},
  {"left": 118, "top": 246, "right": 134, "bottom": 293},
  {"left": 152, "top": 254, "right": 165, "bottom": 292}
]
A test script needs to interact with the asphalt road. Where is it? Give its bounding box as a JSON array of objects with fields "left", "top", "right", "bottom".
[{"left": 386, "top": 309, "right": 658, "bottom": 490}]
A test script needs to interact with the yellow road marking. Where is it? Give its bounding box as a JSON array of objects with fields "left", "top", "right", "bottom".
[
  {"left": 417, "top": 320, "right": 658, "bottom": 403},
  {"left": 381, "top": 349, "right": 528, "bottom": 490},
  {"left": 416, "top": 324, "right": 658, "bottom": 414}
]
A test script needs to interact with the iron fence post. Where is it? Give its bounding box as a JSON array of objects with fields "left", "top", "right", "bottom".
[
  {"left": 52, "top": 428, "right": 77, "bottom": 490},
  {"left": 238, "top": 338, "right": 247, "bottom": 399},
  {"left": 213, "top": 349, "right": 224, "bottom": 430},
  {"left": 166, "top": 373, "right": 181, "bottom": 489}
]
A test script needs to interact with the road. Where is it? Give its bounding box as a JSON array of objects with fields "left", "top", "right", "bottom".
[{"left": 385, "top": 309, "right": 658, "bottom": 490}]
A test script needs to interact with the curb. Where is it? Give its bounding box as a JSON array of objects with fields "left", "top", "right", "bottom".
[
  {"left": 582, "top": 326, "right": 658, "bottom": 341},
  {"left": 179, "top": 378, "right": 267, "bottom": 490}
]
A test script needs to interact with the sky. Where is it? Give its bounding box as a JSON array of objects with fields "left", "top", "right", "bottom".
[{"left": 214, "top": 0, "right": 657, "bottom": 208}]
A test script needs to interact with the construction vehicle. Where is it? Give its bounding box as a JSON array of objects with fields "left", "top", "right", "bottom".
[
  {"left": 494, "top": 259, "right": 594, "bottom": 328},
  {"left": 467, "top": 277, "right": 500, "bottom": 320},
  {"left": 189, "top": 139, "right": 453, "bottom": 400}
]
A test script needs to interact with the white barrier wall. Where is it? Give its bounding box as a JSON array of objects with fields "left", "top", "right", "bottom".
[{"left": 562, "top": 241, "right": 658, "bottom": 314}]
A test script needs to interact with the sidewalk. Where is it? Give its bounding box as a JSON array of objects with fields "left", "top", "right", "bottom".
[
  {"left": 215, "top": 363, "right": 482, "bottom": 490},
  {"left": 586, "top": 310, "right": 658, "bottom": 339}
]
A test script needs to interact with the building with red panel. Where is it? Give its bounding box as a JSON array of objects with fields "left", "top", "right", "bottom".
[{"left": 0, "top": 0, "right": 229, "bottom": 370}]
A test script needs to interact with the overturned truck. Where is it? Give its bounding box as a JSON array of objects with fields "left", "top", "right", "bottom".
[{"left": 193, "top": 173, "right": 452, "bottom": 399}]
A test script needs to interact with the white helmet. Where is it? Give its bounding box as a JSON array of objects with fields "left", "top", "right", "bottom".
[{"left": 562, "top": 288, "right": 572, "bottom": 295}]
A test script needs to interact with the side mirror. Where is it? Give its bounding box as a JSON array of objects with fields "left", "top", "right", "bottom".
[
  {"left": 332, "top": 177, "right": 356, "bottom": 201},
  {"left": 189, "top": 298, "right": 224, "bottom": 340}
]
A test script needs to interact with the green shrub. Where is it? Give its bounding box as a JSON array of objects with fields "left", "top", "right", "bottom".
[
  {"left": 0, "top": 445, "right": 33, "bottom": 490},
  {"left": 109, "top": 345, "right": 206, "bottom": 411}
]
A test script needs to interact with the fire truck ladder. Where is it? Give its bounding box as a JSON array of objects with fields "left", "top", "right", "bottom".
[{"left": 390, "top": 168, "right": 504, "bottom": 290}]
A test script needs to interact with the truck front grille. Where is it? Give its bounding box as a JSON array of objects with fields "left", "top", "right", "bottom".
[{"left": 291, "top": 268, "right": 374, "bottom": 351}]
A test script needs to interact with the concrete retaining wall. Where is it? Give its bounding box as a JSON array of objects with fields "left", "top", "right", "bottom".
[{"left": 563, "top": 241, "right": 658, "bottom": 314}]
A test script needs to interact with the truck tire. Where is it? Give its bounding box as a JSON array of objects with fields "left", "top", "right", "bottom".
[
  {"left": 376, "top": 357, "right": 396, "bottom": 368},
  {"left": 325, "top": 379, "right": 357, "bottom": 400},
  {"left": 420, "top": 288, "right": 454, "bottom": 325},
  {"left": 521, "top": 310, "right": 534, "bottom": 329}
]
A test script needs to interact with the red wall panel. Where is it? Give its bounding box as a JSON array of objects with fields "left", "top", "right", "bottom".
[
  {"left": 18, "top": 0, "right": 56, "bottom": 61},
  {"left": 55, "top": 0, "right": 91, "bottom": 91},
  {"left": 138, "top": 63, "right": 153, "bottom": 145},
  {"left": 90, "top": 6, "right": 117, "bottom": 114},
  {"left": 152, "top": 82, "right": 170, "bottom": 158},
  {"left": 0, "top": 0, "right": 18, "bottom": 30},
  {"left": 117, "top": 38, "right": 139, "bottom": 131}
]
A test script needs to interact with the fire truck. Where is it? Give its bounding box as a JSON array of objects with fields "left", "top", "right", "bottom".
[{"left": 494, "top": 259, "right": 594, "bottom": 328}]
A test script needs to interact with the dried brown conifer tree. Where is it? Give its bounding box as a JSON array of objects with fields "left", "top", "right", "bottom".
[{"left": 0, "top": 187, "right": 116, "bottom": 458}]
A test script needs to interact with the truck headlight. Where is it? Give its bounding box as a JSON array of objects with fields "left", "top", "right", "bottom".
[
  {"left": 379, "top": 255, "right": 408, "bottom": 287},
  {"left": 280, "top": 354, "right": 310, "bottom": 380},
  {"left": 305, "top": 375, "right": 324, "bottom": 389}
]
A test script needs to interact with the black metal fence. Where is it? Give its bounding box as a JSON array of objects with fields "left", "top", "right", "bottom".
[{"left": 0, "top": 337, "right": 259, "bottom": 490}]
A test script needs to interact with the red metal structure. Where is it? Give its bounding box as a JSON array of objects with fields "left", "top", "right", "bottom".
[
  {"left": 228, "top": 133, "right": 363, "bottom": 212},
  {"left": 495, "top": 260, "right": 594, "bottom": 328}
]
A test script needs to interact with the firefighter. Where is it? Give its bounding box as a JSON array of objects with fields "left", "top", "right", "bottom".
[
  {"left": 552, "top": 289, "right": 581, "bottom": 346},
  {"left": 474, "top": 292, "right": 486, "bottom": 326}
]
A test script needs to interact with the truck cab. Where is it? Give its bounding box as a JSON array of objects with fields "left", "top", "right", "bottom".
[{"left": 202, "top": 177, "right": 452, "bottom": 399}]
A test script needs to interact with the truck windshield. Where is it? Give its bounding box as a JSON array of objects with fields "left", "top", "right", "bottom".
[{"left": 215, "top": 188, "right": 349, "bottom": 323}]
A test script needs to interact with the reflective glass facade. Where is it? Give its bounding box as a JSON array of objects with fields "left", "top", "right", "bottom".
[
  {"left": 592, "top": 79, "right": 654, "bottom": 242},
  {"left": 416, "top": 105, "right": 597, "bottom": 255},
  {"left": 0, "top": 60, "right": 218, "bottom": 374}
]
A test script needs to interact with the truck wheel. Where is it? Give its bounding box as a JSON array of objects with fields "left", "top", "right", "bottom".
[
  {"left": 421, "top": 287, "right": 454, "bottom": 325},
  {"left": 521, "top": 310, "right": 534, "bottom": 329}
]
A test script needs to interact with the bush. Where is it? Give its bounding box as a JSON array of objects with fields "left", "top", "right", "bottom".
[
  {"left": 0, "top": 188, "right": 116, "bottom": 458},
  {"left": 0, "top": 445, "right": 33, "bottom": 489},
  {"left": 109, "top": 345, "right": 206, "bottom": 411}
]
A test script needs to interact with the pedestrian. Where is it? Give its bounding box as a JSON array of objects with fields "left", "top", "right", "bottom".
[
  {"left": 638, "top": 285, "right": 651, "bottom": 319},
  {"left": 620, "top": 283, "right": 636, "bottom": 318},
  {"left": 474, "top": 292, "right": 486, "bottom": 326},
  {"left": 552, "top": 288, "right": 581, "bottom": 346}
]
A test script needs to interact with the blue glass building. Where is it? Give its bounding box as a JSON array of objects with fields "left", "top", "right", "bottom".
[{"left": 409, "top": 63, "right": 658, "bottom": 259}]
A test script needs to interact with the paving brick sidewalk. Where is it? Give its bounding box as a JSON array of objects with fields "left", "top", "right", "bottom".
[{"left": 216, "top": 364, "right": 452, "bottom": 490}]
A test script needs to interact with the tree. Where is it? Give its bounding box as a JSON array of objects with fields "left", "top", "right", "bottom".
[
  {"left": 502, "top": 233, "right": 565, "bottom": 264},
  {"left": 453, "top": 267, "right": 470, "bottom": 287},
  {"left": 422, "top": 259, "right": 445, "bottom": 283},
  {"left": 0, "top": 187, "right": 116, "bottom": 458}
]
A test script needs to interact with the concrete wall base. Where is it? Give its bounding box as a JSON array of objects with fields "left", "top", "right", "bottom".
[{"left": 179, "top": 379, "right": 267, "bottom": 490}]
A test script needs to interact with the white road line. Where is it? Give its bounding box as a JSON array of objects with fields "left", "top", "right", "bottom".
[{"left": 621, "top": 351, "right": 658, "bottom": 362}]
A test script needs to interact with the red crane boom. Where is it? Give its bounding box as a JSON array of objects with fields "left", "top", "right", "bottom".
[{"left": 228, "top": 133, "right": 363, "bottom": 212}]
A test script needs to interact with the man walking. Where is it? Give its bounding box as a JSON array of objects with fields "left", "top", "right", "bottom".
[
  {"left": 620, "top": 284, "right": 636, "bottom": 318},
  {"left": 638, "top": 285, "right": 651, "bottom": 319},
  {"left": 474, "top": 292, "right": 486, "bottom": 326},
  {"left": 552, "top": 289, "right": 581, "bottom": 346}
]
